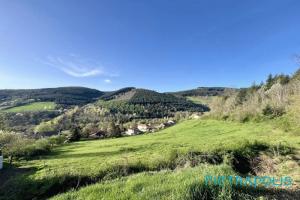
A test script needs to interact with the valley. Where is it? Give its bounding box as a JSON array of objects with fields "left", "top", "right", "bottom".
[{"left": 1, "top": 71, "right": 300, "bottom": 200}]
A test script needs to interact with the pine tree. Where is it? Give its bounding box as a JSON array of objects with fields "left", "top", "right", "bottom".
[
  {"left": 69, "top": 126, "right": 81, "bottom": 142},
  {"left": 266, "top": 74, "right": 274, "bottom": 90}
]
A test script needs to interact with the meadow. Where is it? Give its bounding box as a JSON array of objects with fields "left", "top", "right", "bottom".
[
  {"left": 187, "top": 96, "right": 217, "bottom": 106},
  {"left": 52, "top": 164, "right": 238, "bottom": 200},
  {"left": 1, "top": 119, "right": 299, "bottom": 199},
  {"left": 1, "top": 102, "right": 57, "bottom": 113}
]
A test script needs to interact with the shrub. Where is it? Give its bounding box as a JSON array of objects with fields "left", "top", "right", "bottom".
[
  {"left": 236, "top": 89, "right": 248, "bottom": 105},
  {"left": 0, "top": 131, "right": 61, "bottom": 164},
  {"left": 262, "top": 105, "right": 285, "bottom": 118},
  {"left": 0, "top": 131, "right": 32, "bottom": 164},
  {"left": 68, "top": 127, "right": 81, "bottom": 142},
  {"left": 34, "top": 121, "right": 58, "bottom": 135},
  {"left": 48, "top": 135, "right": 67, "bottom": 146},
  {"left": 24, "top": 139, "right": 51, "bottom": 157}
]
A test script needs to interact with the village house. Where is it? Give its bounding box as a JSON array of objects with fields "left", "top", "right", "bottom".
[
  {"left": 125, "top": 128, "right": 141, "bottom": 136},
  {"left": 191, "top": 114, "right": 201, "bottom": 119},
  {"left": 137, "top": 124, "right": 149, "bottom": 132},
  {"left": 166, "top": 120, "right": 175, "bottom": 126}
]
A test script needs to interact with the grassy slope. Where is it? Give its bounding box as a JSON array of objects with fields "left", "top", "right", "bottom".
[
  {"left": 2, "top": 119, "right": 295, "bottom": 199},
  {"left": 48, "top": 119, "right": 299, "bottom": 200},
  {"left": 53, "top": 165, "right": 236, "bottom": 200},
  {"left": 26, "top": 120, "right": 299, "bottom": 177},
  {"left": 1, "top": 102, "right": 56, "bottom": 112},
  {"left": 2, "top": 119, "right": 299, "bottom": 199},
  {"left": 187, "top": 96, "right": 217, "bottom": 106}
]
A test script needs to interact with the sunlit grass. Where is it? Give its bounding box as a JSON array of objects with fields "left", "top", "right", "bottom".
[
  {"left": 27, "top": 119, "right": 299, "bottom": 178},
  {"left": 52, "top": 164, "right": 236, "bottom": 200},
  {"left": 187, "top": 96, "right": 217, "bottom": 106},
  {"left": 2, "top": 119, "right": 299, "bottom": 199},
  {"left": 1, "top": 102, "right": 57, "bottom": 112}
]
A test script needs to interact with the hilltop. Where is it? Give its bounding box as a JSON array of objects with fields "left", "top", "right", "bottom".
[
  {"left": 101, "top": 87, "right": 207, "bottom": 105},
  {"left": 0, "top": 86, "right": 209, "bottom": 135},
  {"left": 0, "top": 87, "right": 104, "bottom": 108},
  {"left": 170, "top": 87, "right": 237, "bottom": 97},
  {"left": 1, "top": 68, "right": 300, "bottom": 200},
  {"left": 97, "top": 87, "right": 210, "bottom": 118}
]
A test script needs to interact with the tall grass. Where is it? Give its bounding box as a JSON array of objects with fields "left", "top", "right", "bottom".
[{"left": 207, "top": 78, "right": 300, "bottom": 127}]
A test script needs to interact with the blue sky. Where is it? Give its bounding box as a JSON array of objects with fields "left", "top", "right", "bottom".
[{"left": 0, "top": 0, "right": 300, "bottom": 92}]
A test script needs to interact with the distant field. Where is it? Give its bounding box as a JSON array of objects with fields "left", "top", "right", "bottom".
[
  {"left": 1, "top": 119, "right": 299, "bottom": 199},
  {"left": 187, "top": 96, "right": 217, "bottom": 106},
  {"left": 1, "top": 102, "right": 57, "bottom": 112}
]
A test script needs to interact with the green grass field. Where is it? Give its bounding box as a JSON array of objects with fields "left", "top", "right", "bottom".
[
  {"left": 1, "top": 102, "right": 57, "bottom": 112},
  {"left": 52, "top": 164, "right": 237, "bottom": 200},
  {"left": 1, "top": 119, "right": 299, "bottom": 199},
  {"left": 187, "top": 96, "right": 217, "bottom": 106},
  {"left": 28, "top": 120, "right": 300, "bottom": 177}
]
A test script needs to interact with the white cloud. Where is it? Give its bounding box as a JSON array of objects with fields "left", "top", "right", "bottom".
[
  {"left": 61, "top": 68, "right": 103, "bottom": 77},
  {"left": 104, "top": 79, "right": 112, "bottom": 83},
  {"left": 43, "top": 55, "right": 114, "bottom": 78}
]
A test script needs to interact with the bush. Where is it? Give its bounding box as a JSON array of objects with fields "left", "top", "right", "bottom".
[
  {"left": 34, "top": 121, "right": 58, "bottom": 135},
  {"left": 262, "top": 105, "right": 285, "bottom": 118},
  {"left": 0, "top": 131, "right": 63, "bottom": 164},
  {"left": 24, "top": 139, "right": 51, "bottom": 157},
  {"left": 68, "top": 127, "right": 81, "bottom": 142},
  {"left": 0, "top": 131, "right": 32, "bottom": 164},
  {"left": 48, "top": 135, "right": 67, "bottom": 146}
]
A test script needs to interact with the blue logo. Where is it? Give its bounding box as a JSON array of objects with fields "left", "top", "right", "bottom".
[{"left": 204, "top": 175, "right": 293, "bottom": 188}]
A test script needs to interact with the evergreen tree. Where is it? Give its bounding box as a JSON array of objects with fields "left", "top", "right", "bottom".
[
  {"left": 266, "top": 74, "right": 274, "bottom": 90},
  {"left": 69, "top": 126, "right": 81, "bottom": 142}
]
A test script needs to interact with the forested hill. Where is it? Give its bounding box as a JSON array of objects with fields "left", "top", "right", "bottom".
[
  {"left": 0, "top": 87, "right": 104, "bottom": 105},
  {"left": 100, "top": 87, "right": 136, "bottom": 101},
  {"left": 98, "top": 88, "right": 210, "bottom": 114},
  {"left": 170, "top": 87, "right": 237, "bottom": 97},
  {"left": 129, "top": 89, "right": 190, "bottom": 104},
  {"left": 100, "top": 87, "right": 203, "bottom": 105},
  {"left": 0, "top": 86, "right": 219, "bottom": 109}
]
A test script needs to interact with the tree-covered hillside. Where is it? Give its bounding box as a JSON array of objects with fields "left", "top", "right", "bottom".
[
  {"left": 32, "top": 88, "right": 209, "bottom": 139},
  {"left": 170, "top": 87, "right": 237, "bottom": 97},
  {"left": 0, "top": 87, "right": 104, "bottom": 106},
  {"left": 100, "top": 87, "right": 136, "bottom": 101},
  {"left": 102, "top": 88, "right": 210, "bottom": 114},
  {"left": 207, "top": 68, "right": 300, "bottom": 130},
  {"left": 0, "top": 87, "right": 210, "bottom": 135}
]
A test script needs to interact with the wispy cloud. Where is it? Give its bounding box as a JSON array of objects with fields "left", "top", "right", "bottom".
[
  {"left": 104, "top": 79, "right": 112, "bottom": 83},
  {"left": 43, "top": 55, "right": 117, "bottom": 78}
]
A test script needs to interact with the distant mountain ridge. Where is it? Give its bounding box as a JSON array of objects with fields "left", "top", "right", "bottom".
[
  {"left": 0, "top": 86, "right": 210, "bottom": 133},
  {"left": 101, "top": 87, "right": 186, "bottom": 103},
  {"left": 100, "top": 87, "right": 136, "bottom": 101},
  {"left": 0, "top": 87, "right": 104, "bottom": 106},
  {"left": 0, "top": 86, "right": 232, "bottom": 108},
  {"left": 170, "top": 87, "right": 238, "bottom": 97}
]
